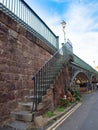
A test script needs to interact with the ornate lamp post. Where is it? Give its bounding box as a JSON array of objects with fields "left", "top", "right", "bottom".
[{"left": 61, "top": 20, "right": 67, "bottom": 43}]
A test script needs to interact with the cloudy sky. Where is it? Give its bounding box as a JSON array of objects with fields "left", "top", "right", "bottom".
[{"left": 24, "top": 0, "right": 98, "bottom": 67}]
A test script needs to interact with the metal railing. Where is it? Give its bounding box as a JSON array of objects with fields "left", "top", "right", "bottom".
[
  {"left": 66, "top": 39, "right": 73, "bottom": 52},
  {"left": 0, "top": 0, "right": 59, "bottom": 49},
  {"left": 62, "top": 40, "right": 73, "bottom": 53},
  {"left": 32, "top": 40, "right": 98, "bottom": 111},
  {"left": 32, "top": 43, "right": 73, "bottom": 111},
  {"left": 73, "top": 54, "right": 98, "bottom": 74}
]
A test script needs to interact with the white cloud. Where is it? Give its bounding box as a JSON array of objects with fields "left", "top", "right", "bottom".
[
  {"left": 62, "top": 1, "right": 98, "bottom": 67},
  {"left": 24, "top": 0, "right": 98, "bottom": 67}
]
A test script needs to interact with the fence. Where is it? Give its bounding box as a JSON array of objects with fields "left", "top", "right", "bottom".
[{"left": 0, "top": 0, "right": 59, "bottom": 50}]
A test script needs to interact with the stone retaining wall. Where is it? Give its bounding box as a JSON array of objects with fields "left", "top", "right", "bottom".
[{"left": 0, "top": 10, "right": 54, "bottom": 124}]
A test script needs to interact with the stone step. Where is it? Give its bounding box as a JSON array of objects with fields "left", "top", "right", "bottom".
[
  {"left": 7, "top": 121, "right": 30, "bottom": 130},
  {"left": 29, "top": 89, "right": 34, "bottom": 95},
  {"left": 20, "top": 100, "right": 44, "bottom": 111},
  {"left": 18, "top": 102, "right": 33, "bottom": 111},
  {"left": 35, "top": 90, "right": 46, "bottom": 96},
  {"left": 11, "top": 110, "right": 33, "bottom": 122},
  {"left": 37, "top": 103, "right": 44, "bottom": 111},
  {"left": 25, "top": 95, "right": 35, "bottom": 102},
  {"left": 25, "top": 95, "right": 42, "bottom": 102}
]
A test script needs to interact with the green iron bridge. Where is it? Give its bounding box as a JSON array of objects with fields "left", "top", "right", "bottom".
[{"left": 1, "top": 0, "right": 98, "bottom": 121}]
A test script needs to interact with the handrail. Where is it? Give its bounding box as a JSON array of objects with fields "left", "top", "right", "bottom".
[
  {"left": 32, "top": 45, "right": 62, "bottom": 80},
  {"left": 32, "top": 43, "right": 73, "bottom": 111},
  {"left": 0, "top": 0, "right": 59, "bottom": 49},
  {"left": 32, "top": 41, "right": 73, "bottom": 79},
  {"left": 32, "top": 40, "right": 98, "bottom": 111}
]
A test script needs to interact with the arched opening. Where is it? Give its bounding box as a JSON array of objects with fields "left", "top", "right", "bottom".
[{"left": 71, "top": 71, "right": 89, "bottom": 92}]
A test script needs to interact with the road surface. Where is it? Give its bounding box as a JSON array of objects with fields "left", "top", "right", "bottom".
[{"left": 56, "top": 91, "right": 98, "bottom": 130}]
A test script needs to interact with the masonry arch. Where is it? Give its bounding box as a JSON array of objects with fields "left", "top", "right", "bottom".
[{"left": 70, "top": 71, "right": 90, "bottom": 91}]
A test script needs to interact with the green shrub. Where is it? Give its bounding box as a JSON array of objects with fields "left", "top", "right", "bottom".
[
  {"left": 59, "top": 98, "right": 70, "bottom": 107},
  {"left": 57, "top": 107, "right": 65, "bottom": 112},
  {"left": 72, "top": 90, "right": 81, "bottom": 102},
  {"left": 46, "top": 111, "right": 55, "bottom": 117}
]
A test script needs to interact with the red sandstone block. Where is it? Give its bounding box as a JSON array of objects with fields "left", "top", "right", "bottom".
[
  {"left": 18, "top": 25, "right": 26, "bottom": 35},
  {"left": 46, "top": 89, "right": 53, "bottom": 95},
  {"left": 9, "top": 30, "right": 18, "bottom": 40},
  {"left": 26, "top": 31, "right": 37, "bottom": 43},
  {"left": 0, "top": 91, "right": 15, "bottom": 103},
  {"left": 0, "top": 22, "right": 8, "bottom": 42}
]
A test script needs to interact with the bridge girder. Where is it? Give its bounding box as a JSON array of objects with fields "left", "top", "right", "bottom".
[{"left": 69, "top": 62, "right": 96, "bottom": 87}]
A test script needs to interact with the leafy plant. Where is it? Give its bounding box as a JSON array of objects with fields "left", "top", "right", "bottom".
[
  {"left": 60, "top": 98, "right": 69, "bottom": 107},
  {"left": 46, "top": 111, "right": 55, "bottom": 117},
  {"left": 57, "top": 106, "right": 65, "bottom": 112},
  {"left": 72, "top": 90, "right": 81, "bottom": 102}
]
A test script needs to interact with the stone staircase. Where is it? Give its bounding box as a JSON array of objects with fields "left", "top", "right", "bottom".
[
  {"left": 7, "top": 43, "right": 73, "bottom": 129},
  {"left": 7, "top": 89, "right": 54, "bottom": 129}
]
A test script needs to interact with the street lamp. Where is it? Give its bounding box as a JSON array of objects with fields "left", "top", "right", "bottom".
[{"left": 61, "top": 20, "right": 67, "bottom": 43}]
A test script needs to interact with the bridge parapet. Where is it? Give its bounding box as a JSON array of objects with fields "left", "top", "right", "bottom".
[{"left": 0, "top": 0, "right": 59, "bottom": 50}]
